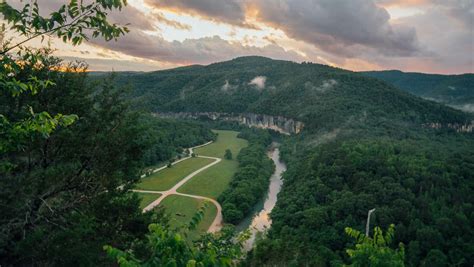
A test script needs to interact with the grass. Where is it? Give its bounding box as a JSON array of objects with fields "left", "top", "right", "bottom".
[
  {"left": 135, "top": 157, "right": 214, "bottom": 191},
  {"left": 137, "top": 193, "right": 161, "bottom": 210},
  {"left": 135, "top": 130, "right": 247, "bottom": 238},
  {"left": 178, "top": 160, "right": 238, "bottom": 199},
  {"left": 179, "top": 130, "right": 248, "bottom": 198},
  {"left": 160, "top": 195, "right": 217, "bottom": 238},
  {"left": 194, "top": 130, "right": 248, "bottom": 158}
]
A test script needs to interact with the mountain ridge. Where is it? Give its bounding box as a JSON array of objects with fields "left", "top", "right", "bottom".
[
  {"left": 96, "top": 56, "right": 471, "bottom": 135},
  {"left": 362, "top": 70, "right": 474, "bottom": 112}
]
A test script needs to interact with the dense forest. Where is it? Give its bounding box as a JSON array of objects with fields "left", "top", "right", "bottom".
[
  {"left": 219, "top": 128, "right": 274, "bottom": 224},
  {"left": 248, "top": 136, "right": 474, "bottom": 266},
  {"left": 2, "top": 1, "right": 474, "bottom": 266},
  {"left": 94, "top": 56, "right": 471, "bottom": 133},
  {"left": 0, "top": 50, "right": 218, "bottom": 265},
  {"left": 138, "top": 115, "right": 216, "bottom": 167},
  {"left": 106, "top": 56, "right": 474, "bottom": 266},
  {"left": 0, "top": 2, "right": 230, "bottom": 265},
  {"left": 363, "top": 70, "right": 474, "bottom": 113}
]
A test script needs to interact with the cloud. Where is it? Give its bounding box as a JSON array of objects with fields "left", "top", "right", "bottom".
[
  {"left": 144, "top": 0, "right": 422, "bottom": 57},
  {"left": 108, "top": 5, "right": 157, "bottom": 31},
  {"left": 20, "top": 0, "right": 472, "bottom": 74},
  {"left": 433, "top": 0, "right": 474, "bottom": 29},
  {"left": 221, "top": 80, "right": 237, "bottom": 91},
  {"left": 89, "top": 32, "right": 306, "bottom": 65},
  {"left": 7, "top": 0, "right": 156, "bottom": 31},
  {"left": 305, "top": 79, "right": 338, "bottom": 93},
  {"left": 61, "top": 56, "right": 179, "bottom": 71},
  {"left": 248, "top": 76, "right": 267, "bottom": 89},
  {"left": 145, "top": 0, "right": 248, "bottom": 27},
  {"left": 375, "top": 0, "right": 429, "bottom": 7},
  {"left": 151, "top": 12, "right": 192, "bottom": 30},
  {"left": 251, "top": 0, "right": 421, "bottom": 57},
  {"left": 388, "top": 4, "right": 474, "bottom": 73}
]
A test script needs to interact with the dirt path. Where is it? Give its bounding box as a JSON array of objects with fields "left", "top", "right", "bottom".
[
  {"left": 133, "top": 141, "right": 223, "bottom": 233},
  {"left": 140, "top": 141, "right": 213, "bottom": 178}
]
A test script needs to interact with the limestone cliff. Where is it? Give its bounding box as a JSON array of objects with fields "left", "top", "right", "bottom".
[{"left": 154, "top": 112, "right": 304, "bottom": 135}]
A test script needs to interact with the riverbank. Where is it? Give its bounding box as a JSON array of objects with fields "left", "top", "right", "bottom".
[{"left": 237, "top": 143, "right": 287, "bottom": 251}]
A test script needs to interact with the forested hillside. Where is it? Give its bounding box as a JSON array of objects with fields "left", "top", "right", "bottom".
[
  {"left": 95, "top": 56, "right": 471, "bottom": 133},
  {"left": 363, "top": 70, "right": 474, "bottom": 113},
  {"left": 249, "top": 136, "right": 474, "bottom": 266},
  {"left": 107, "top": 57, "right": 474, "bottom": 266},
  {"left": 3, "top": 1, "right": 473, "bottom": 261}
]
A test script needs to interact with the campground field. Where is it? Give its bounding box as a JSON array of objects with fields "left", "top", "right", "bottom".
[{"left": 135, "top": 130, "right": 247, "bottom": 235}]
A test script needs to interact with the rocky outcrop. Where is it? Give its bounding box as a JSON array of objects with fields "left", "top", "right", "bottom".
[
  {"left": 422, "top": 121, "right": 473, "bottom": 133},
  {"left": 154, "top": 112, "right": 304, "bottom": 135}
]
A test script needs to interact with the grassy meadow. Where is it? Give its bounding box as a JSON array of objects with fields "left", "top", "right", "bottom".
[
  {"left": 194, "top": 130, "right": 248, "bottom": 158},
  {"left": 138, "top": 192, "right": 161, "bottom": 209},
  {"left": 179, "top": 130, "right": 248, "bottom": 198},
  {"left": 135, "top": 157, "right": 214, "bottom": 191},
  {"left": 160, "top": 195, "right": 217, "bottom": 238}
]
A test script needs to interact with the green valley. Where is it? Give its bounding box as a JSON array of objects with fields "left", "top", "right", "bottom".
[
  {"left": 110, "top": 56, "right": 473, "bottom": 266},
  {"left": 2, "top": 2, "right": 473, "bottom": 265}
]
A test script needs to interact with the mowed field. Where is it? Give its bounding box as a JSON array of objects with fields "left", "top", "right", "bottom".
[
  {"left": 160, "top": 195, "right": 217, "bottom": 238},
  {"left": 136, "top": 130, "right": 247, "bottom": 235},
  {"left": 193, "top": 130, "right": 247, "bottom": 158},
  {"left": 138, "top": 192, "right": 161, "bottom": 209},
  {"left": 135, "top": 157, "right": 214, "bottom": 191},
  {"left": 179, "top": 130, "right": 248, "bottom": 198}
]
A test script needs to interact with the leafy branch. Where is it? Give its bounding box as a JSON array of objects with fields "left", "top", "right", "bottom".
[{"left": 0, "top": 0, "right": 129, "bottom": 54}]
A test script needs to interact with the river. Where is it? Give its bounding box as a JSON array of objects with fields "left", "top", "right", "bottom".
[{"left": 236, "top": 143, "right": 287, "bottom": 251}]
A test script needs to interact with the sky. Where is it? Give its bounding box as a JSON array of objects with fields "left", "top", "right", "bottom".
[{"left": 6, "top": 0, "right": 474, "bottom": 74}]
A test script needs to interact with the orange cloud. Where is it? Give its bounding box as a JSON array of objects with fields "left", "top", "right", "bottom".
[
  {"left": 376, "top": 0, "right": 430, "bottom": 7},
  {"left": 151, "top": 12, "right": 192, "bottom": 30}
]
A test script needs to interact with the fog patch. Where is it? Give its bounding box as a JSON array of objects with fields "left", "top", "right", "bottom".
[
  {"left": 221, "top": 80, "right": 238, "bottom": 92},
  {"left": 320, "top": 79, "right": 338, "bottom": 91},
  {"left": 422, "top": 96, "right": 439, "bottom": 102},
  {"left": 221, "top": 80, "right": 230, "bottom": 91},
  {"left": 307, "top": 128, "right": 341, "bottom": 147},
  {"left": 450, "top": 103, "right": 474, "bottom": 113},
  {"left": 180, "top": 86, "right": 193, "bottom": 100},
  {"left": 248, "top": 76, "right": 267, "bottom": 90},
  {"left": 305, "top": 79, "right": 338, "bottom": 93},
  {"left": 267, "top": 85, "right": 277, "bottom": 91}
]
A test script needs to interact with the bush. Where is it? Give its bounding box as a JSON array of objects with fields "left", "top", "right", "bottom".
[{"left": 224, "top": 149, "right": 233, "bottom": 160}]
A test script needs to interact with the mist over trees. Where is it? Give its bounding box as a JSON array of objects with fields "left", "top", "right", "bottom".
[{"left": 2, "top": 1, "right": 473, "bottom": 266}]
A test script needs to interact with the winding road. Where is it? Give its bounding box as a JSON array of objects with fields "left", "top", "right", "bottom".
[{"left": 132, "top": 142, "right": 223, "bottom": 233}]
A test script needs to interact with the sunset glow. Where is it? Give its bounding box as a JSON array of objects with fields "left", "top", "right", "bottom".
[{"left": 6, "top": 0, "right": 473, "bottom": 74}]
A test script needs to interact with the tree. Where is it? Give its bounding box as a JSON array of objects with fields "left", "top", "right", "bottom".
[
  {"left": 0, "top": 1, "right": 150, "bottom": 265},
  {"left": 0, "top": 0, "right": 129, "bottom": 172},
  {"left": 225, "top": 148, "right": 233, "bottom": 160},
  {"left": 0, "top": 51, "right": 158, "bottom": 265},
  {"left": 0, "top": 0, "right": 128, "bottom": 55},
  {"left": 344, "top": 224, "right": 405, "bottom": 267},
  {"left": 422, "top": 249, "right": 447, "bottom": 267},
  {"left": 104, "top": 205, "right": 245, "bottom": 266}
]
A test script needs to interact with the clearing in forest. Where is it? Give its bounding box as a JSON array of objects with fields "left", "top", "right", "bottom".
[{"left": 135, "top": 130, "right": 247, "bottom": 235}]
